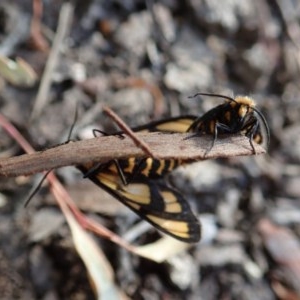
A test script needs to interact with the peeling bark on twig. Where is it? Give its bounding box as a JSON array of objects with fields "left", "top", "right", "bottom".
[{"left": 0, "top": 132, "right": 265, "bottom": 178}]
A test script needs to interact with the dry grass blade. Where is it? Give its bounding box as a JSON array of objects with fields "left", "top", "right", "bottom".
[
  {"left": 134, "top": 235, "right": 191, "bottom": 263},
  {"left": 30, "top": 2, "right": 74, "bottom": 120},
  {"left": 61, "top": 193, "right": 129, "bottom": 300}
]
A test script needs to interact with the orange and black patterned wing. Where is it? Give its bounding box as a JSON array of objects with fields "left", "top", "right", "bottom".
[{"left": 78, "top": 163, "right": 201, "bottom": 243}]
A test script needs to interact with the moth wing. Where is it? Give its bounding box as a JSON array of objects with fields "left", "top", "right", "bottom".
[
  {"left": 79, "top": 167, "right": 200, "bottom": 243},
  {"left": 131, "top": 115, "right": 197, "bottom": 133}
]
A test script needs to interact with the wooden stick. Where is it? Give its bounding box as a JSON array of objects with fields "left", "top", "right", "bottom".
[{"left": 0, "top": 132, "right": 265, "bottom": 178}]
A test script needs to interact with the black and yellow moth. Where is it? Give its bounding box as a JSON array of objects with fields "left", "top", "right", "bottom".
[{"left": 78, "top": 93, "right": 269, "bottom": 243}]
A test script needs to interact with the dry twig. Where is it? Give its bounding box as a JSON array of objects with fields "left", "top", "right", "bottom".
[
  {"left": 29, "top": 0, "right": 49, "bottom": 51},
  {"left": 0, "top": 132, "right": 265, "bottom": 178}
]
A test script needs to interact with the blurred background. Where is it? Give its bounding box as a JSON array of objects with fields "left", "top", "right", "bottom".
[{"left": 1, "top": 0, "right": 300, "bottom": 299}]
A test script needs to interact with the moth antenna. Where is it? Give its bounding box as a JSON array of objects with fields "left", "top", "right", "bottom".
[
  {"left": 252, "top": 107, "right": 270, "bottom": 149},
  {"left": 188, "top": 92, "right": 238, "bottom": 104},
  {"left": 93, "top": 128, "right": 124, "bottom": 139}
]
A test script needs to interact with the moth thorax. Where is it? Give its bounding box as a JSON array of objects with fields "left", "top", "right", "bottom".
[
  {"left": 238, "top": 105, "right": 250, "bottom": 118},
  {"left": 224, "top": 111, "right": 231, "bottom": 121},
  {"left": 234, "top": 96, "right": 255, "bottom": 118},
  {"left": 235, "top": 96, "right": 256, "bottom": 107}
]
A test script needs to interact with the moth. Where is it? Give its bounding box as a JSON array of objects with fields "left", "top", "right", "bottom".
[
  {"left": 78, "top": 93, "right": 269, "bottom": 243},
  {"left": 187, "top": 93, "right": 270, "bottom": 154}
]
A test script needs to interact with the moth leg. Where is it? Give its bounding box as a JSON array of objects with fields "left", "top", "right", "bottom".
[
  {"left": 122, "top": 158, "right": 148, "bottom": 185},
  {"left": 204, "top": 122, "right": 231, "bottom": 157},
  {"left": 24, "top": 170, "right": 52, "bottom": 207},
  {"left": 82, "top": 162, "right": 103, "bottom": 178},
  {"left": 113, "top": 160, "right": 128, "bottom": 184},
  {"left": 246, "top": 120, "right": 259, "bottom": 154},
  {"left": 81, "top": 129, "right": 127, "bottom": 179},
  {"left": 82, "top": 159, "right": 128, "bottom": 186},
  {"left": 93, "top": 129, "right": 124, "bottom": 139}
]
